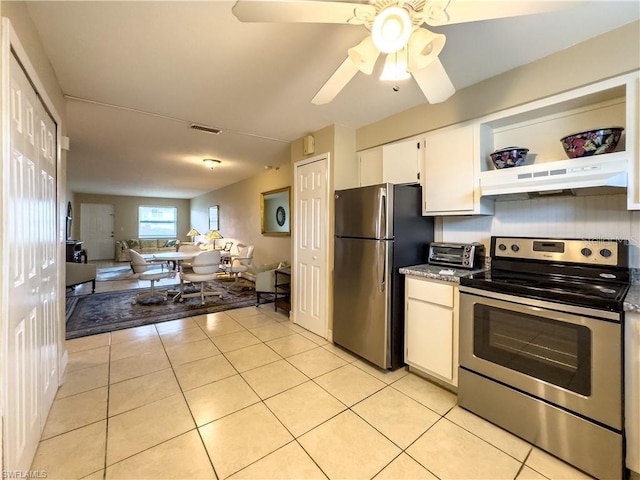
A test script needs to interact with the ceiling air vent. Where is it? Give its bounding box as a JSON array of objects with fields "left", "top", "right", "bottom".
[{"left": 188, "top": 123, "right": 222, "bottom": 135}]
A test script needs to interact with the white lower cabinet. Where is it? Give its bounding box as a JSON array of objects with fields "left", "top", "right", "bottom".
[
  {"left": 405, "top": 276, "right": 459, "bottom": 388},
  {"left": 625, "top": 312, "right": 640, "bottom": 475}
]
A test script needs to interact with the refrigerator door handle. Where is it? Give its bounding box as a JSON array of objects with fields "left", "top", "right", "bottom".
[
  {"left": 376, "top": 186, "right": 387, "bottom": 239},
  {"left": 377, "top": 241, "right": 386, "bottom": 292}
]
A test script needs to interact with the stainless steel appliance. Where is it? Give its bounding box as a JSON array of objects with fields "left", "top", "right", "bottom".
[
  {"left": 428, "top": 242, "right": 485, "bottom": 269},
  {"left": 333, "top": 183, "right": 434, "bottom": 369},
  {"left": 458, "top": 236, "right": 630, "bottom": 480}
]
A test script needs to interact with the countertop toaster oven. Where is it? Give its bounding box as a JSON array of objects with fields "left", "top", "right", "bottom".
[{"left": 428, "top": 242, "right": 485, "bottom": 270}]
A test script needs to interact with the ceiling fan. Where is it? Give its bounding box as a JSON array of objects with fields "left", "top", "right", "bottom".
[{"left": 232, "top": 0, "right": 578, "bottom": 105}]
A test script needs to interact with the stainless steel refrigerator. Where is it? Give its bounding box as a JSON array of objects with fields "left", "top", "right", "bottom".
[{"left": 333, "top": 183, "right": 434, "bottom": 369}]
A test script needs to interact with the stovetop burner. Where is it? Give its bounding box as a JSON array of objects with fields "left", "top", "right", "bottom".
[
  {"left": 459, "top": 236, "right": 631, "bottom": 313},
  {"left": 460, "top": 269, "right": 629, "bottom": 312}
]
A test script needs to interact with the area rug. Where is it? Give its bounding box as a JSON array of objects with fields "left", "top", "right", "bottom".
[
  {"left": 95, "top": 265, "right": 136, "bottom": 281},
  {"left": 65, "top": 277, "right": 257, "bottom": 339}
]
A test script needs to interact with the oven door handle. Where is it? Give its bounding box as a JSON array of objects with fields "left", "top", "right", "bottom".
[{"left": 457, "top": 285, "right": 621, "bottom": 322}]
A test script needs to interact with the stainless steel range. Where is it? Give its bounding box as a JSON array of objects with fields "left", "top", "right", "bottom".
[{"left": 458, "top": 236, "right": 630, "bottom": 480}]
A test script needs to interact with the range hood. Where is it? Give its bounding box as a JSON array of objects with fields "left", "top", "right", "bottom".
[{"left": 480, "top": 153, "right": 628, "bottom": 199}]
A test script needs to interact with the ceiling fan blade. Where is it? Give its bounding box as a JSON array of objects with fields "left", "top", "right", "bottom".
[
  {"left": 411, "top": 58, "right": 455, "bottom": 104},
  {"left": 423, "top": 0, "right": 580, "bottom": 26},
  {"left": 312, "top": 57, "right": 359, "bottom": 105},
  {"left": 232, "top": 1, "right": 374, "bottom": 24}
]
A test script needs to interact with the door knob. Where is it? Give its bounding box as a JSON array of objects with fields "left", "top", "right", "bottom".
[{"left": 312, "top": 256, "right": 318, "bottom": 260}]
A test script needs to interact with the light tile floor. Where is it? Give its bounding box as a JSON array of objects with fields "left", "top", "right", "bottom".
[
  {"left": 44, "top": 268, "right": 595, "bottom": 479},
  {"left": 67, "top": 261, "right": 183, "bottom": 296}
]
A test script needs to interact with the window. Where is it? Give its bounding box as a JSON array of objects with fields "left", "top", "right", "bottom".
[
  {"left": 209, "top": 205, "right": 219, "bottom": 231},
  {"left": 138, "top": 206, "right": 177, "bottom": 238}
]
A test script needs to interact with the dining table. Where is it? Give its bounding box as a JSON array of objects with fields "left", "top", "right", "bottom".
[{"left": 151, "top": 251, "right": 202, "bottom": 271}]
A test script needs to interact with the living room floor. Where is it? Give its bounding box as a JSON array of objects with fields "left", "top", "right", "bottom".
[
  {"left": 68, "top": 260, "right": 182, "bottom": 296},
  {"left": 33, "top": 302, "right": 593, "bottom": 479}
]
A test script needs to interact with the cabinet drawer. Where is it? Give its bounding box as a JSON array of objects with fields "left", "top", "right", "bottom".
[{"left": 406, "top": 277, "right": 454, "bottom": 308}]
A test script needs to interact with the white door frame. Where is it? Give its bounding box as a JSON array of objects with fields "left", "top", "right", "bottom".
[
  {"left": 1, "top": 17, "right": 65, "bottom": 472},
  {"left": 292, "top": 153, "right": 331, "bottom": 339}
]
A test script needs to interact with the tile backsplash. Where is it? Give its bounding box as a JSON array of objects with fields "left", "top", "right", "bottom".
[{"left": 441, "top": 193, "right": 640, "bottom": 267}]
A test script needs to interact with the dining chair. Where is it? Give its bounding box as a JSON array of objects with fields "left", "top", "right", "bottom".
[
  {"left": 129, "top": 249, "right": 175, "bottom": 304},
  {"left": 221, "top": 245, "right": 254, "bottom": 282},
  {"left": 178, "top": 250, "right": 223, "bottom": 305}
]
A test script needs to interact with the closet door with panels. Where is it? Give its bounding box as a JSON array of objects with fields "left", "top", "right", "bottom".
[{"left": 3, "top": 43, "right": 60, "bottom": 472}]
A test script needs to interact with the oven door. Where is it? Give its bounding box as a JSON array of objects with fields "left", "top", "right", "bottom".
[{"left": 459, "top": 287, "right": 622, "bottom": 430}]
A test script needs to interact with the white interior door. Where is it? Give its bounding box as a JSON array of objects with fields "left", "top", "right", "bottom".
[
  {"left": 293, "top": 155, "right": 329, "bottom": 337},
  {"left": 3, "top": 46, "right": 59, "bottom": 471},
  {"left": 80, "top": 203, "right": 115, "bottom": 260},
  {"left": 37, "top": 95, "right": 60, "bottom": 419}
]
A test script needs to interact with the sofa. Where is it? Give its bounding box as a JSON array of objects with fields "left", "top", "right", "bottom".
[
  {"left": 240, "top": 261, "right": 290, "bottom": 305},
  {"left": 66, "top": 262, "right": 97, "bottom": 293},
  {"left": 115, "top": 238, "right": 178, "bottom": 262}
]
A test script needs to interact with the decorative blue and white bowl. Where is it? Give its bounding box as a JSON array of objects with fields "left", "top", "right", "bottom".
[
  {"left": 490, "top": 147, "right": 529, "bottom": 169},
  {"left": 560, "top": 127, "right": 623, "bottom": 158}
]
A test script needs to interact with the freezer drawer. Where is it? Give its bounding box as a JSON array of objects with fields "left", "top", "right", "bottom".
[{"left": 333, "top": 237, "right": 391, "bottom": 368}]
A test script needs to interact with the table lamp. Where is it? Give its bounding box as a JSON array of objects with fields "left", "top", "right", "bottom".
[
  {"left": 206, "top": 230, "right": 223, "bottom": 249},
  {"left": 187, "top": 228, "right": 200, "bottom": 243}
]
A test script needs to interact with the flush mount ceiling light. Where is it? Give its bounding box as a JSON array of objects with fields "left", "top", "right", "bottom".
[{"left": 203, "top": 158, "right": 221, "bottom": 169}]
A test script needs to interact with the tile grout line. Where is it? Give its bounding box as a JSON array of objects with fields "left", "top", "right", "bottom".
[
  {"left": 159, "top": 319, "right": 222, "bottom": 480},
  {"left": 66, "top": 306, "right": 534, "bottom": 479},
  {"left": 101, "top": 331, "right": 113, "bottom": 480}
]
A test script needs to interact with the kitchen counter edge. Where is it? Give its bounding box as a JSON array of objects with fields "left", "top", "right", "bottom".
[
  {"left": 399, "top": 264, "right": 485, "bottom": 283},
  {"left": 401, "top": 264, "right": 640, "bottom": 312}
]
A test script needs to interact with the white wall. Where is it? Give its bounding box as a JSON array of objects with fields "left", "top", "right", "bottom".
[
  {"left": 441, "top": 193, "right": 640, "bottom": 266},
  {"left": 190, "top": 163, "right": 292, "bottom": 266}
]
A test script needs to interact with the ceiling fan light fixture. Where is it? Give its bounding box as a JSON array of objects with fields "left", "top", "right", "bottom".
[
  {"left": 407, "top": 27, "right": 446, "bottom": 71},
  {"left": 347, "top": 36, "right": 380, "bottom": 75},
  {"left": 203, "top": 158, "right": 221, "bottom": 169},
  {"left": 371, "top": 6, "right": 412, "bottom": 53},
  {"left": 380, "top": 49, "right": 411, "bottom": 82}
]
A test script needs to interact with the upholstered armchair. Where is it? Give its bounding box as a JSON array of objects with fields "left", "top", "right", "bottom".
[
  {"left": 65, "top": 262, "right": 97, "bottom": 293},
  {"left": 253, "top": 261, "right": 290, "bottom": 306}
]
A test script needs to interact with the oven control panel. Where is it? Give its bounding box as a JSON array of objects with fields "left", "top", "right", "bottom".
[{"left": 491, "top": 237, "right": 627, "bottom": 267}]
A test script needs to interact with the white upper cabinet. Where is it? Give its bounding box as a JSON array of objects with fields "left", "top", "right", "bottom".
[
  {"left": 358, "top": 137, "right": 421, "bottom": 187},
  {"left": 358, "top": 147, "right": 383, "bottom": 187},
  {"left": 630, "top": 75, "right": 640, "bottom": 209},
  {"left": 382, "top": 138, "right": 421, "bottom": 185},
  {"left": 422, "top": 123, "right": 493, "bottom": 216}
]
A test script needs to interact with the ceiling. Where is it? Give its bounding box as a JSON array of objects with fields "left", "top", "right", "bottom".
[{"left": 24, "top": 1, "right": 639, "bottom": 199}]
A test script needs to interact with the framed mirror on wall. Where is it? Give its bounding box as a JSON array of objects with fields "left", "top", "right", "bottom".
[
  {"left": 66, "top": 201, "right": 73, "bottom": 240},
  {"left": 261, "top": 186, "right": 290, "bottom": 236},
  {"left": 209, "top": 205, "right": 219, "bottom": 231}
]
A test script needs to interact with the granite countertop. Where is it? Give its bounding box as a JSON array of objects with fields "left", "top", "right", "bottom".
[
  {"left": 399, "top": 264, "right": 486, "bottom": 283},
  {"left": 401, "top": 264, "right": 640, "bottom": 312},
  {"left": 624, "top": 284, "right": 640, "bottom": 313}
]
